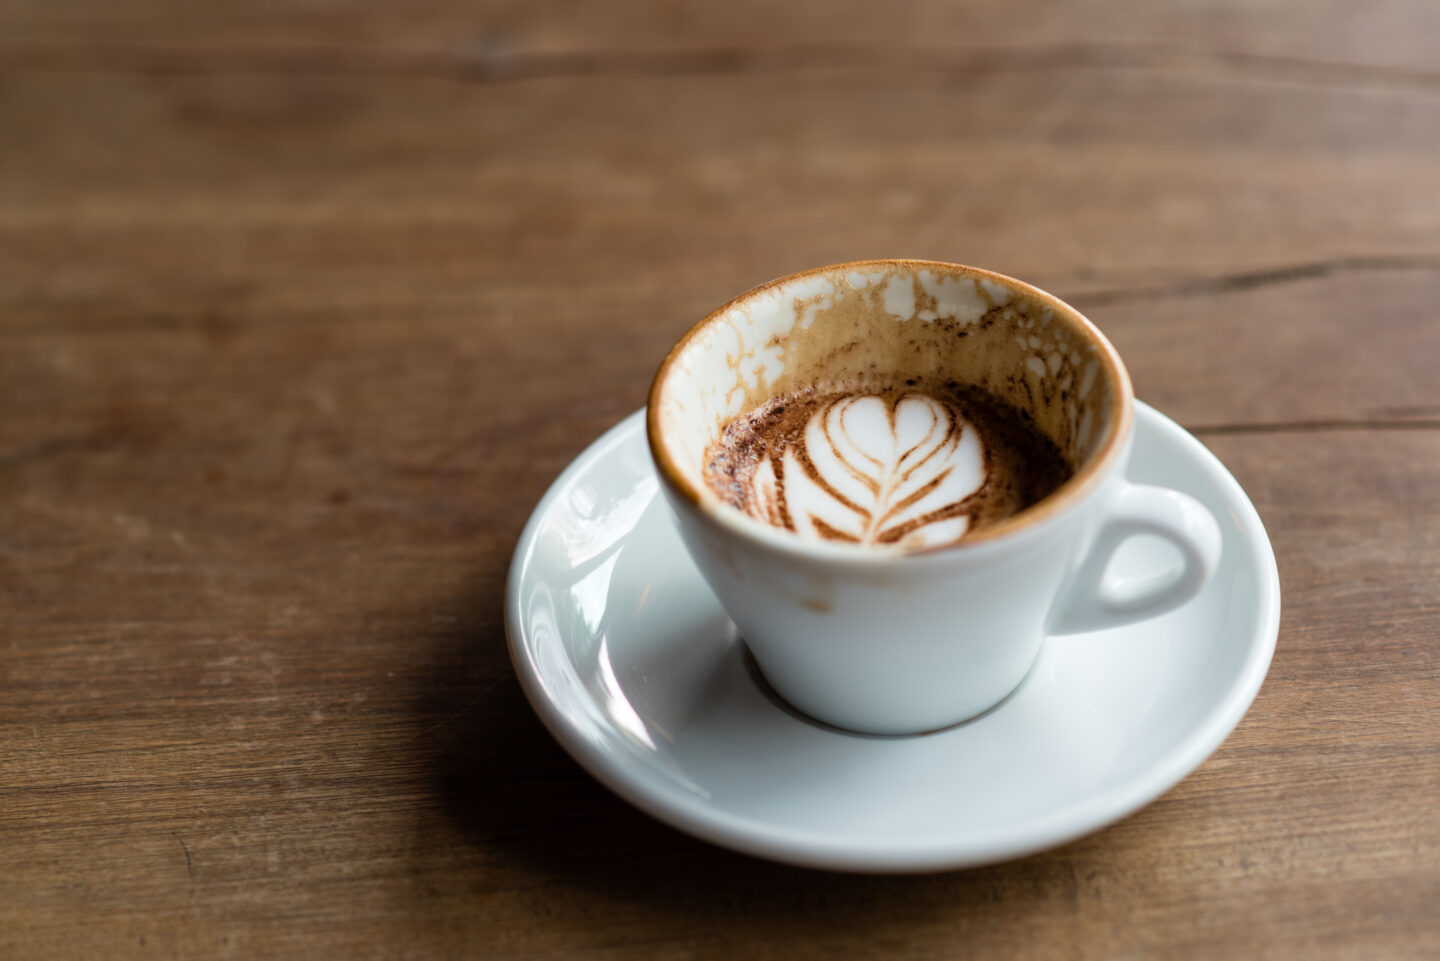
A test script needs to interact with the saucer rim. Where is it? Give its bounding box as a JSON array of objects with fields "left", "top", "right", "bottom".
[{"left": 505, "top": 402, "right": 1281, "bottom": 872}]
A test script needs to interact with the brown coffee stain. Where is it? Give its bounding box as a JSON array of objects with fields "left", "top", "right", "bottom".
[
  {"left": 797, "top": 595, "right": 833, "bottom": 613},
  {"left": 649, "top": 261, "right": 1133, "bottom": 547},
  {"left": 713, "top": 268, "right": 1107, "bottom": 471}
]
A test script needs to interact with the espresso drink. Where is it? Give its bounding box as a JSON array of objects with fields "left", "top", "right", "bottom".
[{"left": 704, "top": 383, "right": 1072, "bottom": 551}]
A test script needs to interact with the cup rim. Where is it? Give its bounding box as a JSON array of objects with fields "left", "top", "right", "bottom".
[{"left": 646, "top": 259, "right": 1135, "bottom": 563}]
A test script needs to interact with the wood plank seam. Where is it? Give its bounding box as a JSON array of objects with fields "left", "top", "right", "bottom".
[{"left": 4, "top": 38, "right": 1440, "bottom": 94}]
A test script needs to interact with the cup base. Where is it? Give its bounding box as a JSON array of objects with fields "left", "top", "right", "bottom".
[{"left": 739, "top": 642, "right": 1034, "bottom": 738}]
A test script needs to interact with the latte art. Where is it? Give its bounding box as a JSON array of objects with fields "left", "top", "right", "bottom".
[
  {"left": 705, "top": 386, "right": 1072, "bottom": 550},
  {"left": 753, "top": 394, "right": 984, "bottom": 547}
]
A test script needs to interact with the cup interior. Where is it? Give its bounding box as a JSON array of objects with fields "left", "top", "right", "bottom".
[{"left": 647, "top": 260, "right": 1133, "bottom": 548}]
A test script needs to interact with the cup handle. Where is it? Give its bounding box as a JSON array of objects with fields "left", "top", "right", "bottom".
[{"left": 1048, "top": 482, "right": 1224, "bottom": 635}]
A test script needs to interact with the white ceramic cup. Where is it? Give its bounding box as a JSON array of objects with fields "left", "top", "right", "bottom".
[{"left": 647, "top": 261, "right": 1222, "bottom": 735}]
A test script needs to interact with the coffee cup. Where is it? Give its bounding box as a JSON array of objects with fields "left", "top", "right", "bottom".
[{"left": 647, "top": 260, "right": 1222, "bottom": 735}]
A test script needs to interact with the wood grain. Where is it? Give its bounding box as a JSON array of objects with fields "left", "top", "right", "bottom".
[
  {"left": 3, "top": 430, "right": 1437, "bottom": 958},
  {"left": 6, "top": 0, "right": 1440, "bottom": 77},
  {"left": 2, "top": 1, "right": 1438, "bottom": 958}
]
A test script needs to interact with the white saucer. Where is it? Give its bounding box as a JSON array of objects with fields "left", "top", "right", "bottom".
[{"left": 505, "top": 402, "right": 1280, "bottom": 872}]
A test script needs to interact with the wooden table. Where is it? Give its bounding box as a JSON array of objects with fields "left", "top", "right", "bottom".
[{"left": 3, "top": 2, "right": 1438, "bottom": 957}]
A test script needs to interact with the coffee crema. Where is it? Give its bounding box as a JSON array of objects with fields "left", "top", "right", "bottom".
[{"left": 704, "top": 385, "right": 1073, "bottom": 550}]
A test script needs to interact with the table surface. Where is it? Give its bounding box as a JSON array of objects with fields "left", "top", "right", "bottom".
[{"left": 3, "top": 2, "right": 1438, "bottom": 958}]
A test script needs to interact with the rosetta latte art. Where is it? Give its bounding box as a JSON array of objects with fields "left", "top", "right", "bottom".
[
  {"left": 705, "top": 386, "right": 1074, "bottom": 551},
  {"left": 748, "top": 394, "right": 986, "bottom": 549}
]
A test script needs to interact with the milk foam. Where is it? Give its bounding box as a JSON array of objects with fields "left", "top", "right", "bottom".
[{"left": 748, "top": 393, "right": 986, "bottom": 549}]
